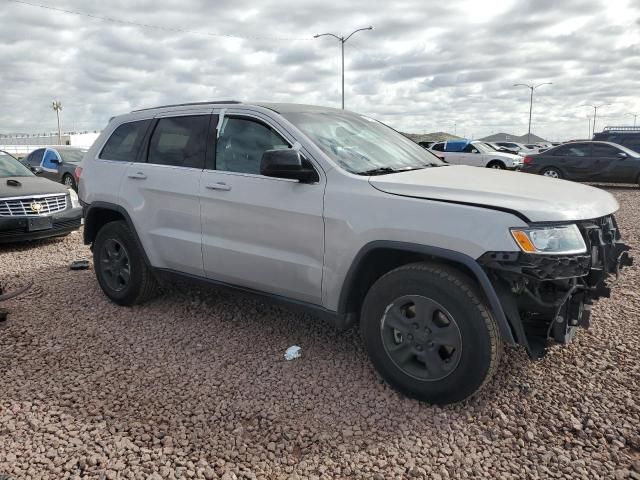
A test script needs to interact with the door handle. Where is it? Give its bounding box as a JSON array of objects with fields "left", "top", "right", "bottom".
[
  {"left": 206, "top": 182, "right": 231, "bottom": 191},
  {"left": 127, "top": 172, "right": 147, "bottom": 180}
]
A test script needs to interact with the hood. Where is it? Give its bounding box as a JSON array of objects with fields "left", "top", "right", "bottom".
[
  {"left": 493, "top": 152, "right": 521, "bottom": 161},
  {"left": 369, "top": 166, "right": 619, "bottom": 222},
  {"left": 0, "top": 176, "right": 69, "bottom": 198}
]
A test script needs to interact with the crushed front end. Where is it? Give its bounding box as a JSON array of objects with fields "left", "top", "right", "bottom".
[{"left": 479, "top": 215, "right": 633, "bottom": 359}]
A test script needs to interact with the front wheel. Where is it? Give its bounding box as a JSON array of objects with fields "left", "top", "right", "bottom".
[
  {"left": 360, "top": 263, "right": 502, "bottom": 404},
  {"left": 93, "top": 220, "right": 158, "bottom": 306},
  {"left": 541, "top": 167, "right": 562, "bottom": 179}
]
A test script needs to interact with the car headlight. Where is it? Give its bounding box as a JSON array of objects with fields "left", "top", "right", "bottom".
[
  {"left": 68, "top": 188, "right": 80, "bottom": 209},
  {"left": 510, "top": 224, "right": 586, "bottom": 255}
]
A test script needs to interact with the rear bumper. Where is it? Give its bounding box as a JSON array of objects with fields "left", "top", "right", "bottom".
[
  {"left": 0, "top": 207, "right": 83, "bottom": 244},
  {"left": 478, "top": 215, "right": 632, "bottom": 358}
]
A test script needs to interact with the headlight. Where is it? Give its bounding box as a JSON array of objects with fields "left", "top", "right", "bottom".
[
  {"left": 511, "top": 224, "right": 586, "bottom": 255},
  {"left": 68, "top": 188, "right": 80, "bottom": 209}
]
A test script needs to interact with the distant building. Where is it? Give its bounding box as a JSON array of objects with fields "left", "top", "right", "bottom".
[{"left": 0, "top": 131, "right": 101, "bottom": 157}]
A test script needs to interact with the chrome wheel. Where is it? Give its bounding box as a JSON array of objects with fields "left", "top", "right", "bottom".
[
  {"left": 381, "top": 295, "right": 462, "bottom": 381},
  {"left": 542, "top": 169, "right": 560, "bottom": 178}
]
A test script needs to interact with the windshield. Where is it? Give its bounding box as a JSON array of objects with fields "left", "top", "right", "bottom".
[
  {"left": 0, "top": 152, "right": 34, "bottom": 178},
  {"left": 283, "top": 111, "right": 444, "bottom": 174},
  {"left": 58, "top": 149, "right": 87, "bottom": 163},
  {"left": 471, "top": 142, "right": 494, "bottom": 153}
]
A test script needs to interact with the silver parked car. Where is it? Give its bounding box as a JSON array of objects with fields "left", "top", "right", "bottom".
[{"left": 78, "top": 101, "right": 632, "bottom": 404}]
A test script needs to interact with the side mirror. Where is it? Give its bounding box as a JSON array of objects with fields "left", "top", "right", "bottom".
[
  {"left": 617, "top": 152, "right": 628, "bottom": 159},
  {"left": 260, "top": 149, "right": 318, "bottom": 183},
  {"left": 31, "top": 166, "right": 43, "bottom": 175}
]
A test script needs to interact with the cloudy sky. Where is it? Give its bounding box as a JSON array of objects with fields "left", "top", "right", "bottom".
[{"left": 0, "top": 0, "right": 639, "bottom": 140}]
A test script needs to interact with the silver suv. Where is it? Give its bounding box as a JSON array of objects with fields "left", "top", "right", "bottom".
[{"left": 79, "top": 101, "right": 632, "bottom": 404}]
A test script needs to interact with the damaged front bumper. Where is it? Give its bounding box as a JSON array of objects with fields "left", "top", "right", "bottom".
[{"left": 478, "top": 215, "right": 633, "bottom": 359}]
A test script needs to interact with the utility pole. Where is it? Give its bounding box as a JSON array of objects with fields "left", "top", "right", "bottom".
[
  {"left": 513, "top": 82, "right": 552, "bottom": 143},
  {"left": 52, "top": 100, "right": 63, "bottom": 145},
  {"left": 587, "top": 117, "right": 591, "bottom": 140},
  {"left": 582, "top": 103, "right": 611, "bottom": 137},
  {"left": 314, "top": 26, "right": 373, "bottom": 109}
]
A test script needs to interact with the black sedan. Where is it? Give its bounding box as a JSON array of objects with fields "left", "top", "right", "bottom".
[
  {"left": 520, "top": 141, "right": 640, "bottom": 185},
  {"left": 22, "top": 146, "right": 87, "bottom": 191},
  {"left": 0, "top": 151, "right": 82, "bottom": 243}
]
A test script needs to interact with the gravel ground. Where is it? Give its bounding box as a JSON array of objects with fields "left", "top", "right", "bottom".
[{"left": 1, "top": 187, "right": 639, "bottom": 480}]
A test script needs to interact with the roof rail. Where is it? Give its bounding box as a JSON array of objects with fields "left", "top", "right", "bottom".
[
  {"left": 132, "top": 100, "right": 242, "bottom": 113},
  {"left": 602, "top": 126, "right": 640, "bottom": 132}
]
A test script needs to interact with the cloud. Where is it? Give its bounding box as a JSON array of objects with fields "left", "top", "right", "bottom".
[{"left": 0, "top": 0, "right": 638, "bottom": 141}]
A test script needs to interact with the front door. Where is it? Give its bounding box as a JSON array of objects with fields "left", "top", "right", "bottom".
[{"left": 200, "top": 111, "right": 325, "bottom": 304}]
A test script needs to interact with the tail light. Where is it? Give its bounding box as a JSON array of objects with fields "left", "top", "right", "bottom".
[
  {"left": 523, "top": 156, "right": 534, "bottom": 165},
  {"left": 74, "top": 166, "right": 83, "bottom": 181}
]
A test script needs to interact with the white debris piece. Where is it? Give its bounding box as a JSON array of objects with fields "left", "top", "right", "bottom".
[{"left": 284, "top": 345, "right": 302, "bottom": 361}]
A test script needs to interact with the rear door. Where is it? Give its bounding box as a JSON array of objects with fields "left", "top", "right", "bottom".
[
  {"left": 119, "top": 112, "right": 211, "bottom": 276},
  {"left": 554, "top": 143, "right": 592, "bottom": 180}
]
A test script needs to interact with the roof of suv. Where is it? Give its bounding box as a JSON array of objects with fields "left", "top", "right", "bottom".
[{"left": 130, "top": 101, "right": 343, "bottom": 115}]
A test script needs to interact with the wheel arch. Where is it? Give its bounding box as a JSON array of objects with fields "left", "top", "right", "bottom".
[
  {"left": 337, "top": 241, "right": 516, "bottom": 345},
  {"left": 83, "top": 202, "right": 152, "bottom": 266},
  {"left": 486, "top": 159, "right": 506, "bottom": 168}
]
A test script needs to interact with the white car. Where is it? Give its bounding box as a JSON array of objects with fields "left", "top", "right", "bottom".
[
  {"left": 78, "top": 101, "right": 631, "bottom": 405},
  {"left": 430, "top": 140, "right": 522, "bottom": 169}
]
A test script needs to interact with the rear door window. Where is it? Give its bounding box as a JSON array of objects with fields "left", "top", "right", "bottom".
[
  {"left": 431, "top": 143, "right": 445, "bottom": 151},
  {"left": 100, "top": 119, "right": 152, "bottom": 162},
  {"left": 565, "top": 144, "right": 590, "bottom": 157},
  {"left": 147, "top": 116, "right": 209, "bottom": 169}
]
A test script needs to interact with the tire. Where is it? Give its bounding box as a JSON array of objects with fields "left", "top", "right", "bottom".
[
  {"left": 62, "top": 174, "right": 77, "bottom": 191},
  {"left": 93, "top": 220, "right": 158, "bottom": 306},
  {"left": 360, "top": 262, "right": 502, "bottom": 404},
  {"left": 486, "top": 160, "right": 506, "bottom": 169},
  {"left": 541, "top": 167, "right": 562, "bottom": 179}
]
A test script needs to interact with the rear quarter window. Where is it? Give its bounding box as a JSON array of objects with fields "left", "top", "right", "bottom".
[{"left": 100, "top": 119, "right": 152, "bottom": 162}]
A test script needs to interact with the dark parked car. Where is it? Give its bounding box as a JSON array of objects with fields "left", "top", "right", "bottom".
[
  {"left": 0, "top": 151, "right": 82, "bottom": 243},
  {"left": 593, "top": 126, "right": 640, "bottom": 153},
  {"left": 22, "top": 146, "right": 87, "bottom": 191},
  {"left": 520, "top": 141, "right": 640, "bottom": 185}
]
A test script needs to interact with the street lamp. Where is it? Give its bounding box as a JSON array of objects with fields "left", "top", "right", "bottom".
[
  {"left": 52, "top": 100, "right": 63, "bottom": 145},
  {"left": 314, "top": 26, "right": 373, "bottom": 109},
  {"left": 513, "top": 82, "right": 552, "bottom": 144},
  {"left": 581, "top": 103, "right": 611, "bottom": 137}
]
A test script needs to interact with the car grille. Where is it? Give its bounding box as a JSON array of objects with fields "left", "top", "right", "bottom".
[{"left": 0, "top": 194, "right": 68, "bottom": 217}]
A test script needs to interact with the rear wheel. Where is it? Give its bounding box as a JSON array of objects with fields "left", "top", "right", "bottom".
[
  {"left": 541, "top": 167, "right": 562, "bottom": 179},
  {"left": 62, "top": 174, "right": 77, "bottom": 191},
  {"left": 360, "top": 262, "right": 502, "bottom": 404},
  {"left": 93, "top": 221, "right": 158, "bottom": 305},
  {"left": 487, "top": 160, "right": 506, "bottom": 169}
]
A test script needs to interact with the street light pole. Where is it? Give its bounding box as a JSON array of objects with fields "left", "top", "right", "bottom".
[
  {"left": 513, "top": 82, "right": 552, "bottom": 144},
  {"left": 582, "top": 103, "right": 611, "bottom": 137},
  {"left": 52, "top": 100, "right": 62, "bottom": 145},
  {"left": 314, "top": 26, "right": 373, "bottom": 109}
]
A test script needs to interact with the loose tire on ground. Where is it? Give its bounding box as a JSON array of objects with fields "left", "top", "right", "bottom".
[
  {"left": 93, "top": 220, "right": 158, "bottom": 306},
  {"left": 360, "top": 262, "right": 502, "bottom": 404}
]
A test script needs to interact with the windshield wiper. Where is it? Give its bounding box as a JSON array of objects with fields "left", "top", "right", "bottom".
[
  {"left": 358, "top": 167, "right": 399, "bottom": 176},
  {"left": 359, "top": 165, "right": 441, "bottom": 176}
]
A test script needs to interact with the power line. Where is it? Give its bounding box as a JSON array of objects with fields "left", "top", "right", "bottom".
[{"left": 4, "top": 0, "right": 313, "bottom": 41}]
